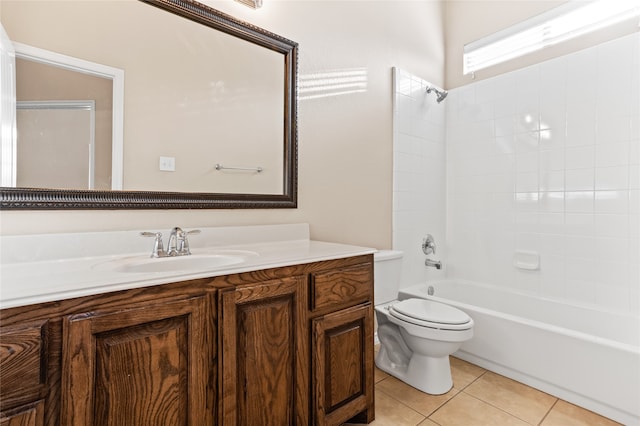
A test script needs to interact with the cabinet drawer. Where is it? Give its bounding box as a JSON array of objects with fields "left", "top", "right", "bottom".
[
  {"left": 310, "top": 263, "right": 373, "bottom": 312},
  {"left": 0, "top": 321, "right": 47, "bottom": 404}
]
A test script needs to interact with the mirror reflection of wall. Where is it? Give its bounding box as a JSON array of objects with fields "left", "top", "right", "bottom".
[{"left": 2, "top": 0, "right": 285, "bottom": 195}]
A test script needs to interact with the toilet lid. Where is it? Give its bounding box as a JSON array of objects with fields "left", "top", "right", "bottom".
[{"left": 390, "top": 298, "right": 470, "bottom": 325}]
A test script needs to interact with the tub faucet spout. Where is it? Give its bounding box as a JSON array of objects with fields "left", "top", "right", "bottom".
[{"left": 425, "top": 258, "right": 442, "bottom": 270}]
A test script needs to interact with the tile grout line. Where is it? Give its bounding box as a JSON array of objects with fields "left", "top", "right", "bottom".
[
  {"left": 374, "top": 383, "right": 428, "bottom": 424},
  {"left": 463, "top": 368, "right": 488, "bottom": 389},
  {"left": 461, "top": 391, "right": 539, "bottom": 425},
  {"left": 425, "top": 417, "right": 445, "bottom": 426},
  {"left": 424, "top": 369, "right": 487, "bottom": 422},
  {"left": 459, "top": 370, "right": 561, "bottom": 426},
  {"left": 537, "top": 398, "right": 561, "bottom": 426},
  {"left": 375, "top": 359, "right": 621, "bottom": 425},
  {"left": 374, "top": 372, "right": 469, "bottom": 425}
]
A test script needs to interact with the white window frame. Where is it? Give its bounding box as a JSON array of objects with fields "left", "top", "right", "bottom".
[{"left": 463, "top": 0, "right": 640, "bottom": 75}]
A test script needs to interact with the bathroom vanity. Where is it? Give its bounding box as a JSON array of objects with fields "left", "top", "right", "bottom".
[{"left": 0, "top": 224, "right": 375, "bottom": 425}]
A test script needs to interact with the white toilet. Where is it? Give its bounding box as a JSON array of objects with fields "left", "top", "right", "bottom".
[{"left": 374, "top": 250, "right": 473, "bottom": 395}]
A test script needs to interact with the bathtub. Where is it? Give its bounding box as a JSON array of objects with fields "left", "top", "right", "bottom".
[{"left": 398, "top": 280, "right": 640, "bottom": 425}]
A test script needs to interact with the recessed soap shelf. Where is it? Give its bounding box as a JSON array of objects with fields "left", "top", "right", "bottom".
[{"left": 513, "top": 250, "right": 539, "bottom": 270}]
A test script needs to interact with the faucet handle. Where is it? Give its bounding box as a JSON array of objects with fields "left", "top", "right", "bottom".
[
  {"left": 422, "top": 234, "right": 436, "bottom": 255},
  {"left": 140, "top": 232, "right": 165, "bottom": 258},
  {"left": 181, "top": 229, "right": 201, "bottom": 255}
]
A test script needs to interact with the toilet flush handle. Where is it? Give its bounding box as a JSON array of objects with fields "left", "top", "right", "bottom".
[{"left": 422, "top": 234, "right": 436, "bottom": 255}]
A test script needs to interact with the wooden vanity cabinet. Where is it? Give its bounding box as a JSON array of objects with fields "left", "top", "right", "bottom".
[
  {"left": 0, "top": 320, "right": 48, "bottom": 426},
  {"left": 219, "top": 276, "right": 309, "bottom": 425},
  {"left": 312, "top": 305, "right": 374, "bottom": 426},
  {"left": 0, "top": 254, "right": 374, "bottom": 426},
  {"left": 309, "top": 263, "right": 375, "bottom": 425},
  {"left": 217, "top": 254, "right": 374, "bottom": 425},
  {"left": 0, "top": 279, "right": 220, "bottom": 426},
  {"left": 61, "top": 294, "right": 213, "bottom": 426}
]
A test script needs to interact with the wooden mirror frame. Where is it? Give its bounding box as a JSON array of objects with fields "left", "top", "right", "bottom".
[{"left": 0, "top": 0, "right": 298, "bottom": 210}]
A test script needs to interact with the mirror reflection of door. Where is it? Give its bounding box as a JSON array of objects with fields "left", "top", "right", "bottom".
[
  {"left": 17, "top": 100, "right": 95, "bottom": 189},
  {"left": 15, "top": 54, "right": 115, "bottom": 190}
]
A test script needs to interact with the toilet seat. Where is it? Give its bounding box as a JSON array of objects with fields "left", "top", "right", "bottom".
[{"left": 389, "top": 298, "right": 472, "bottom": 331}]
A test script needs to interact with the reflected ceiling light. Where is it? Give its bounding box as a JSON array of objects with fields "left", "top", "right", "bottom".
[
  {"left": 234, "top": 0, "right": 262, "bottom": 9},
  {"left": 463, "top": 0, "right": 640, "bottom": 75}
]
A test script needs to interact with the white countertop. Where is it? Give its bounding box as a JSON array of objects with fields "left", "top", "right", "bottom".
[{"left": 0, "top": 224, "right": 375, "bottom": 309}]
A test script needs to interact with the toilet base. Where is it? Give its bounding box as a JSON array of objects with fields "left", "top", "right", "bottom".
[{"left": 376, "top": 344, "right": 453, "bottom": 395}]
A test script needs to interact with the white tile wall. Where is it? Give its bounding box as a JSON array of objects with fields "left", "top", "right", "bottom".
[
  {"left": 392, "top": 68, "right": 447, "bottom": 288},
  {"left": 445, "top": 33, "right": 640, "bottom": 314}
]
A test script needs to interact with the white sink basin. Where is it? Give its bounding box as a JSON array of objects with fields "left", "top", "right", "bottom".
[{"left": 93, "top": 251, "right": 256, "bottom": 274}]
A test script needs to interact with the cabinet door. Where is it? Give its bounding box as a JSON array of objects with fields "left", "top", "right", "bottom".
[
  {"left": 312, "top": 303, "right": 374, "bottom": 426},
  {"left": 61, "top": 295, "right": 212, "bottom": 426},
  {"left": 0, "top": 401, "right": 44, "bottom": 426},
  {"left": 220, "top": 276, "right": 308, "bottom": 426}
]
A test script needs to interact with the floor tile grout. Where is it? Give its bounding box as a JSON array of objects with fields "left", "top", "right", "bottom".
[
  {"left": 460, "top": 367, "right": 487, "bottom": 390},
  {"left": 454, "top": 368, "right": 561, "bottom": 426},
  {"left": 423, "top": 393, "right": 455, "bottom": 423},
  {"left": 420, "top": 363, "right": 484, "bottom": 422},
  {"left": 458, "top": 391, "right": 539, "bottom": 425},
  {"left": 536, "top": 399, "right": 560, "bottom": 426},
  {"left": 369, "top": 355, "right": 621, "bottom": 426},
  {"left": 375, "top": 382, "right": 428, "bottom": 424}
]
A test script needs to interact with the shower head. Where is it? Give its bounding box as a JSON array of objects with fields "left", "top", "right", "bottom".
[{"left": 426, "top": 86, "right": 448, "bottom": 103}]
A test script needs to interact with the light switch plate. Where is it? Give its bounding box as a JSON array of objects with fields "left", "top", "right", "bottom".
[{"left": 159, "top": 156, "right": 175, "bottom": 172}]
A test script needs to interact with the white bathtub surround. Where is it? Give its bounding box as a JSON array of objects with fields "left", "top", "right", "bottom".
[
  {"left": 399, "top": 281, "right": 640, "bottom": 426},
  {"left": 392, "top": 67, "right": 447, "bottom": 287},
  {"left": 446, "top": 32, "right": 640, "bottom": 314},
  {"left": 0, "top": 223, "right": 375, "bottom": 309}
]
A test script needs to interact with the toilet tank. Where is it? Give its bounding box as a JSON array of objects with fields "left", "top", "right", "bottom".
[{"left": 373, "top": 250, "right": 403, "bottom": 305}]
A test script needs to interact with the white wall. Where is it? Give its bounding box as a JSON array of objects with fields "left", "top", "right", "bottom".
[
  {"left": 392, "top": 68, "right": 447, "bottom": 288},
  {"left": 0, "top": 0, "right": 445, "bottom": 250},
  {"left": 446, "top": 33, "right": 640, "bottom": 314}
]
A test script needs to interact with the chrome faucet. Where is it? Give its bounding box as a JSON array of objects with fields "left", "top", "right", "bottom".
[
  {"left": 166, "top": 227, "right": 201, "bottom": 256},
  {"left": 425, "top": 258, "right": 442, "bottom": 270},
  {"left": 141, "top": 227, "right": 201, "bottom": 258},
  {"left": 422, "top": 234, "right": 442, "bottom": 269}
]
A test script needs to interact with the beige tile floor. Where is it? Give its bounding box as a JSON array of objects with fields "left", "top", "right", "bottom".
[{"left": 360, "top": 356, "right": 621, "bottom": 426}]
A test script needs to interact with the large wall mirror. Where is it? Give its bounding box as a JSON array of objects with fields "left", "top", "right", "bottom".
[{"left": 0, "top": 0, "right": 297, "bottom": 209}]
